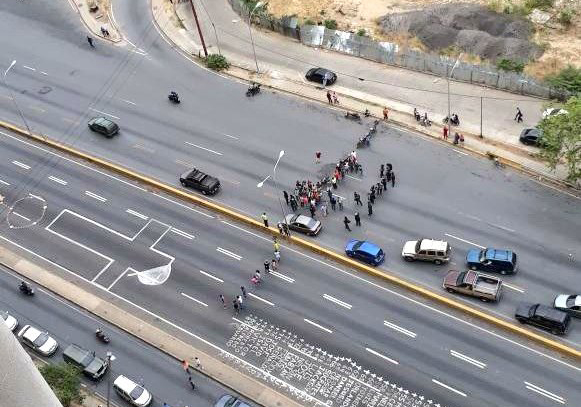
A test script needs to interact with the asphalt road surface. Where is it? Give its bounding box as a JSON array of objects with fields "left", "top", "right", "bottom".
[
  {"left": 0, "top": 127, "right": 579, "bottom": 407},
  {"left": 0, "top": 265, "right": 242, "bottom": 407}
]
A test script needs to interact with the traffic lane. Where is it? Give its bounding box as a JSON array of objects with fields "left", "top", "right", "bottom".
[{"left": 0, "top": 267, "right": 234, "bottom": 407}]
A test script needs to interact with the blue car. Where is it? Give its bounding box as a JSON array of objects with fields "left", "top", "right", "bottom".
[
  {"left": 345, "top": 239, "right": 385, "bottom": 266},
  {"left": 466, "top": 248, "right": 517, "bottom": 275}
]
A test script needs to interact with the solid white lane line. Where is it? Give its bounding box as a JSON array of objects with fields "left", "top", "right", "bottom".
[
  {"left": 121, "top": 99, "right": 136, "bottom": 105},
  {"left": 221, "top": 133, "right": 239, "bottom": 140},
  {"left": 444, "top": 233, "right": 486, "bottom": 249},
  {"left": 322, "top": 293, "right": 352, "bottom": 310},
  {"left": 366, "top": 347, "right": 399, "bottom": 365},
  {"left": 453, "top": 148, "right": 468, "bottom": 156},
  {"left": 503, "top": 283, "right": 525, "bottom": 293},
  {"left": 184, "top": 141, "right": 223, "bottom": 156},
  {"left": 432, "top": 379, "right": 467, "bottom": 397},
  {"left": 23, "top": 65, "right": 36, "bottom": 71},
  {"left": 151, "top": 193, "right": 214, "bottom": 218},
  {"left": 40, "top": 71, "right": 48, "bottom": 76},
  {"left": 288, "top": 344, "right": 318, "bottom": 361},
  {"left": 216, "top": 247, "right": 242, "bottom": 260},
  {"left": 88, "top": 108, "right": 120, "bottom": 120},
  {"left": 48, "top": 176, "right": 68, "bottom": 185},
  {"left": 0, "top": 179, "right": 10, "bottom": 186},
  {"left": 181, "top": 292, "right": 208, "bottom": 307},
  {"left": 126, "top": 209, "right": 148, "bottom": 220},
  {"left": 524, "top": 382, "right": 565, "bottom": 404},
  {"left": 349, "top": 375, "right": 382, "bottom": 393},
  {"left": 248, "top": 292, "right": 274, "bottom": 306},
  {"left": 304, "top": 318, "right": 333, "bottom": 333},
  {"left": 85, "top": 191, "right": 107, "bottom": 202},
  {"left": 271, "top": 271, "right": 294, "bottom": 283},
  {"left": 450, "top": 350, "right": 486, "bottom": 369},
  {"left": 384, "top": 320, "right": 417, "bottom": 338},
  {"left": 12, "top": 160, "right": 31, "bottom": 170},
  {"left": 170, "top": 228, "right": 194, "bottom": 239},
  {"left": 12, "top": 212, "right": 31, "bottom": 221},
  {"left": 232, "top": 317, "right": 260, "bottom": 331},
  {"left": 199, "top": 269, "right": 224, "bottom": 283}
]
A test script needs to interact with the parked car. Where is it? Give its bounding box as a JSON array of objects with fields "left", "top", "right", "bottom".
[
  {"left": 401, "top": 238, "right": 450, "bottom": 264},
  {"left": 281, "top": 214, "right": 322, "bottom": 236},
  {"left": 18, "top": 325, "right": 59, "bottom": 356},
  {"left": 519, "top": 127, "right": 543, "bottom": 146},
  {"left": 179, "top": 168, "right": 220, "bottom": 195},
  {"left": 113, "top": 375, "right": 153, "bottom": 407},
  {"left": 466, "top": 248, "right": 517, "bottom": 275},
  {"left": 345, "top": 239, "right": 385, "bottom": 266},
  {"left": 443, "top": 270, "right": 502, "bottom": 302},
  {"left": 542, "top": 107, "right": 568, "bottom": 119},
  {"left": 0, "top": 310, "right": 18, "bottom": 332},
  {"left": 214, "top": 394, "right": 252, "bottom": 407},
  {"left": 63, "top": 344, "right": 109, "bottom": 380},
  {"left": 305, "top": 68, "right": 337, "bottom": 85},
  {"left": 553, "top": 294, "right": 581, "bottom": 318},
  {"left": 515, "top": 303, "right": 570, "bottom": 335},
  {"left": 88, "top": 117, "right": 119, "bottom": 138}
]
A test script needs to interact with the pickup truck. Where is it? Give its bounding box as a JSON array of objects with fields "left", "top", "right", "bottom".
[{"left": 443, "top": 270, "right": 502, "bottom": 302}]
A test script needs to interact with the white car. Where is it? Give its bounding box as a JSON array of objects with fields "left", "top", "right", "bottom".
[
  {"left": 113, "top": 375, "right": 153, "bottom": 407},
  {"left": 18, "top": 325, "right": 59, "bottom": 356},
  {"left": 542, "top": 108, "right": 568, "bottom": 119},
  {"left": 1, "top": 310, "right": 18, "bottom": 332},
  {"left": 402, "top": 238, "right": 450, "bottom": 265}
]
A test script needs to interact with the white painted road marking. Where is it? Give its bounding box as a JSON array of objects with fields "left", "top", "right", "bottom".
[
  {"left": 181, "top": 292, "right": 208, "bottom": 307},
  {"left": 12, "top": 212, "right": 31, "bottom": 221},
  {"left": 384, "top": 320, "right": 417, "bottom": 338},
  {"left": 271, "top": 271, "right": 294, "bottom": 283},
  {"left": 349, "top": 375, "right": 382, "bottom": 393},
  {"left": 453, "top": 148, "right": 468, "bottom": 156},
  {"left": 450, "top": 349, "right": 486, "bottom": 369},
  {"left": 23, "top": 65, "right": 36, "bottom": 71},
  {"left": 304, "top": 318, "right": 333, "bottom": 333},
  {"left": 216, "top": 247, "right": 242, "bottom": 260},
  {"left": 12, "top": 160, "right": 31, "bottom": 170},
  {"left": 524, "top": 382, "right": 565, "bottom": 404},
  {"left": 232, "top": 317, "right": 260, "bottom": 331},
  {"left": 126, "top": 209, "right": 148, "bottom": 220},
  {"left": 152, "top": 193, "right": 214, "bottom": 218},
  {"left": 487, "top": 222, "right": 515, "bottom": 233},
  {"left": 288, "top": 344, "right": 318, "bottom": 361},
  {"left": 184, "top": 141, "right": 223, "bottom": 156},
  {"left": 170, "top": 228, "right": 194, "bottom": 240},
  {"left": 220, "top": 133, "right": 239, "bottom": 140},
  {"left": 445, "top": 233, "right": 486, "bottom": 249},
  {"left": 199, "top": 269, "right": 223, "bottom": 283},
  {"left": 503, "top": 283, "right": 525, "bottom": 293},
  {"left": 322, "top": 293, "right": 352, "bottom": 310},
  {"left": 121, "top": 99, "right": 136, "bottom": 105},
  {"left": 432, "top": 379, "right": 467, "bottom": 397},
  {"left": 0, "top": 179, "right": 10, "bottom": 186},
  {"left": 85, "top": 191, "right": 107, "bottom": 202},
  {"left": 48, "top": 176, "right": 68, "bottom": 185},
  {"left": 366, "top": 347, "right": 399, "bottom": 365},
  {"left": 248, "top": 292, "right": 274, "bottom": 306},
  {"left": 89, "top": 108, "right": 120, "bottom": 120}
]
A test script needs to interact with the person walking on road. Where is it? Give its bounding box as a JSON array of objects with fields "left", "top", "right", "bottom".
[
  {"left": 338, "top": 197, "right": 344, "bottom": 210},
  {"left": 343, "top": 216, "right": 351, "bottom": 231},
  {"left": 391, "top": 171, "right": 396, "bottom": 187},
  {"left": 367, "top": 200, "right": 373, "bottom": 216},
  {"left": 236, "top": 295, "right": 244, "bottom": 309},
  {"left": 290, "top": 196, "right": 298, "bottom": 212},
  {"left": 219, "top": 294, "right": 226, "bottom": 309},
  {"left": 514, "top": 107, "right": 523, "bottom": 123},
  {"left": 330, "top": 195, "right": 337, "bottom": 211},
  {"left": 232, "top": 299, "right": 240, "bottom": 315},
  {"left": 188, "top": 376, "right": 195, "bottom": 390},
  {"left": 283, "top": 191, "right": 289, "bottom": 205},
  {"left": 87, "top": 36, "right": 94, "bottom": 47},
  {"left": 273, "top": 238, "right": 280, "bottom": 253},
  {"left": 354, "top": 192, "right": 362, "bottom": 206},
  {"left": 264, "top": 260, "right": 271, "bottom": 273},
  {"left": 270, "top": 258, "right": 278, "bottom": 271},
  {"left": 354, "top": 211, "right": 361, "bottom": 226},
  {"left": 315, "top": 151, "right": 321, "bottom": 163},
  {"left": 376, "top": 182, "right": 383, "bottom": 196},
  {"left": 309, "top": 204, "right": 316, "bottom": 217},
  {"left": 240, "top": 286, "right": 247, "bottom": 298},
  {"left": 261, "top": 212, "right": 269, "bottom": 227},
  {"left": 321, "top": 203, "right": 328, "bottom": 217}
]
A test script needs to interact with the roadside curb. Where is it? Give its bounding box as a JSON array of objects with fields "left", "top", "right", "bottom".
[
  {"left": 1, "top": 119, "right": 579, "bottom": 362},
  {"left": 71, "top": 0, "right": 122, "bottom": 44}
]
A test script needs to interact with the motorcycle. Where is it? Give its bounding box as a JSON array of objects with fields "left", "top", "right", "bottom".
[
  {"left": 19, "top": 282, "right": 34, "bottom": 296},
  {"left": 369, "top": 119, "right": 380, "bottom": 135},
  {"left": 168, "top": 92, "right": 180, "bottom": 104},
  {"left": 246, "top": 83, "right": 261, "bottom": 97},
  {"left": 95, "top": 328, "right": 111, "bottom": 343},
  {"left": 345, "top": 112, "right": 361, "bottom": 121},
  {"left": 443, "top": 114, "right": 460, "bottom": 126}
]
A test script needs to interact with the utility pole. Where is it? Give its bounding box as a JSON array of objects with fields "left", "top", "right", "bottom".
[{"left": 189, "top": 0, "right": 208, "bottom": 57}]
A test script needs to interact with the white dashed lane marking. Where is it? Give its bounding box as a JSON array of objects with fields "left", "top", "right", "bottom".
[
  {"left": 12, "top": 160, "right": 31, "bottom": 170},
  {"left": 384, "top": 320, "right": 417, "bottom": 338},
  {"left": 48, "top": 176, "right": 68, "bottom": 185}
]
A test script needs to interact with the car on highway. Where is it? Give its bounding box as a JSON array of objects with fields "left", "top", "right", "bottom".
[
  {"left": 401, "top": 238, "right": 450, "bottom": 264},
  {"left": 17, "top": 325, "right": 59, "bottom": 356},
  {"left": 63, "top": 343, "right": 109, "bottom": 380},
  {"left": 179, "top": 168, "right": 220, "bottom": 195},
  {"left": 281, "top": 214, "right": 322, "bottom": 236},
  {"left": 305, "top": 67, "right": 337, "bottom": 86},
  {"left": 542, "top": 107, "right": 568, "bottom": 119},
  {"left": 345, "top": 239, "right": 385, "bottom": 266},
  {"left": 519, "top": 127, "right": 543, "bottom": 146},
  {"left": 466, "top": 248, "right": 517, "bottom": 275},
  {"left": 515, "top": 303, "right": 570, "bottom": 335},
  {"left": 1, "top": 310, "right": 18, "bottom": 332},
  {"left": 113, "top": 375, "right": 153, "bottom": 407},
  {"left": 443, "top": 270, "right": 502, "bottom": 302},
  {"left": 214, "top": 394, "right": 252, "bottom": 407},
  {"left": 553, "top": 294, "right": 581, "bottom": 318},
  {"left": 88, "top": 117, "right": 119, "bottom": 138}
]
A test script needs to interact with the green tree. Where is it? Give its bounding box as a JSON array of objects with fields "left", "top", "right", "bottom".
[
  {"left": 39, "top": 363, "right": 84, "bottom": 407},
  {"left": 545, "top": 65, "right": 581, "bottom": 94},
  {"left": 537, "top": 97, "right": 581, "bottom": 182},
  {"left": 206, "top": 54, "right": 230, "bottom": 71}
]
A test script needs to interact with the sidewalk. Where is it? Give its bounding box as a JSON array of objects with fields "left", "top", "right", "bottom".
[{"left": 154, "top": 0, "right": 578, "bottom": 190}]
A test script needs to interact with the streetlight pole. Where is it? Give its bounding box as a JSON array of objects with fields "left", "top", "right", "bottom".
[
  {"left": 257, "top": 150, "right": 289, "bottom": 234},
  {"left": 248, "top": 1, "right": 266, "bottom": 73},
  {"left": 106, "top": 351, "right": 116, "bottom": 407},
  {"left": 447, "top": 53, "right": 463, "bottom": 137},
  {"left": 2, "top": 60, "right": 33, "bottom": 136}
]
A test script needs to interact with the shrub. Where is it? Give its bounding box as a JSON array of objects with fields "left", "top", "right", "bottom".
[
  {"left": 496, "top": 58, "right": 525, "bottom": 73},
  {"left": 206, "top": 54, "right": 229, "bottom": 71},
  {"left": 39, "top": 363, "right": 84, "bottom": 407},
  {"left": 357, "top": 28, "right": 367, "bottom": 36},
  {"left": 524, "top": 0, "right": 553, "bottom": 11},
  {"left": 324, "top": 19, "right": 337, "bottom": 30},
  {"left": 558, "top": 10, "right": 573, "bottom": 26},
  {"left": 545, "top": 65, "right": 581, "bottom": 94},
  {"left": 304, "top": 19, "right": 316, "bottom": 26}
]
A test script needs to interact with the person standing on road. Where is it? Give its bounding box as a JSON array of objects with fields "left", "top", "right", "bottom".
[
  {"left": 383, "top": 107, "right": 389, "bottom": 121},
  {"left": 330, "top": 195, "right": 337, "bottom": 211},
  {"left": 290, "top": 196, "right": 298, "bottom": 211},
  {"left": 241, "top": 286, "right": 247, "bottom": 298},
  {"left": 354, "top": 192, "right": 362, "bottom": 206},
  {"left": 343, "top": 216, "right": 351, "bottom": 231},
  {"left": 326, "top": 91, "right": 332, "bottom": 104},
  {"left": 367, "top": 200, "right": 373, "bottom": 216},
  {"left": 236, "top": 295, "right": 244, "bottom": 309},
  {"left": 261, "top": 212, "right": 269, "bottom": 227},
  {"left": 380, "top": 164, "right": 384, "bottom": 178},
  {"left": 219, "top": 294, "right": 226, "bottom": 309},
  {"left": 87, "top": 36, "right": 94, "bottom": 47},
  {"left": 232, "top": 299, "right": 240, "bottom": 315},
  {"left": 188, "top": 376, "right": 195, "bottom": 390},
  {"left": 338, "top": 197, "right": 344, "bottom": 210},
  {"left": 273, "top": 237, "right": 280, "bottom": 253},
  {"left": 443, "top": 126, "right": 448, "bottom": 140},
  {"left": 321, "top": 203, "right": 328, "bottom": 217},
  {"left": 376, "top": 182, "right": 383, "bottom": 196},
  {"left": 332, "top": 92, "right": 339, "bottom": 104},
  {"left": 309, "top": 204, "right": 316, "bottom": 217},
  {"left": 391, "top": 171, "right": 396, "bottom": 187},
  {"left": 381, "top": 176, "right": 387, "bottom": 191},
  {"left": 315, "top": 151, "right": 322, "bottom": 163},
  {"left": 354, "top": 211, "right": 361, "bottom": 226},
  {"left": 283, "top": 191, "right": 289, "bottom": 205},
  {"left": 264, "top": 260, "right": 271, "bottom": 273}
]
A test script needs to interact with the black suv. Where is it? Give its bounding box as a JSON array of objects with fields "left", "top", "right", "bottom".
[
  {"left": 63, "top": 344, "right": 109, "bottom": 380},
  {"left": 515, "top": 303, "right": 571, "bottom": 335},
  {"left": 88, "top": 117, "right": 119, "bottom": 138},
  {"left": 179, "top": 168, "right": 220, "bottom": 195}
]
